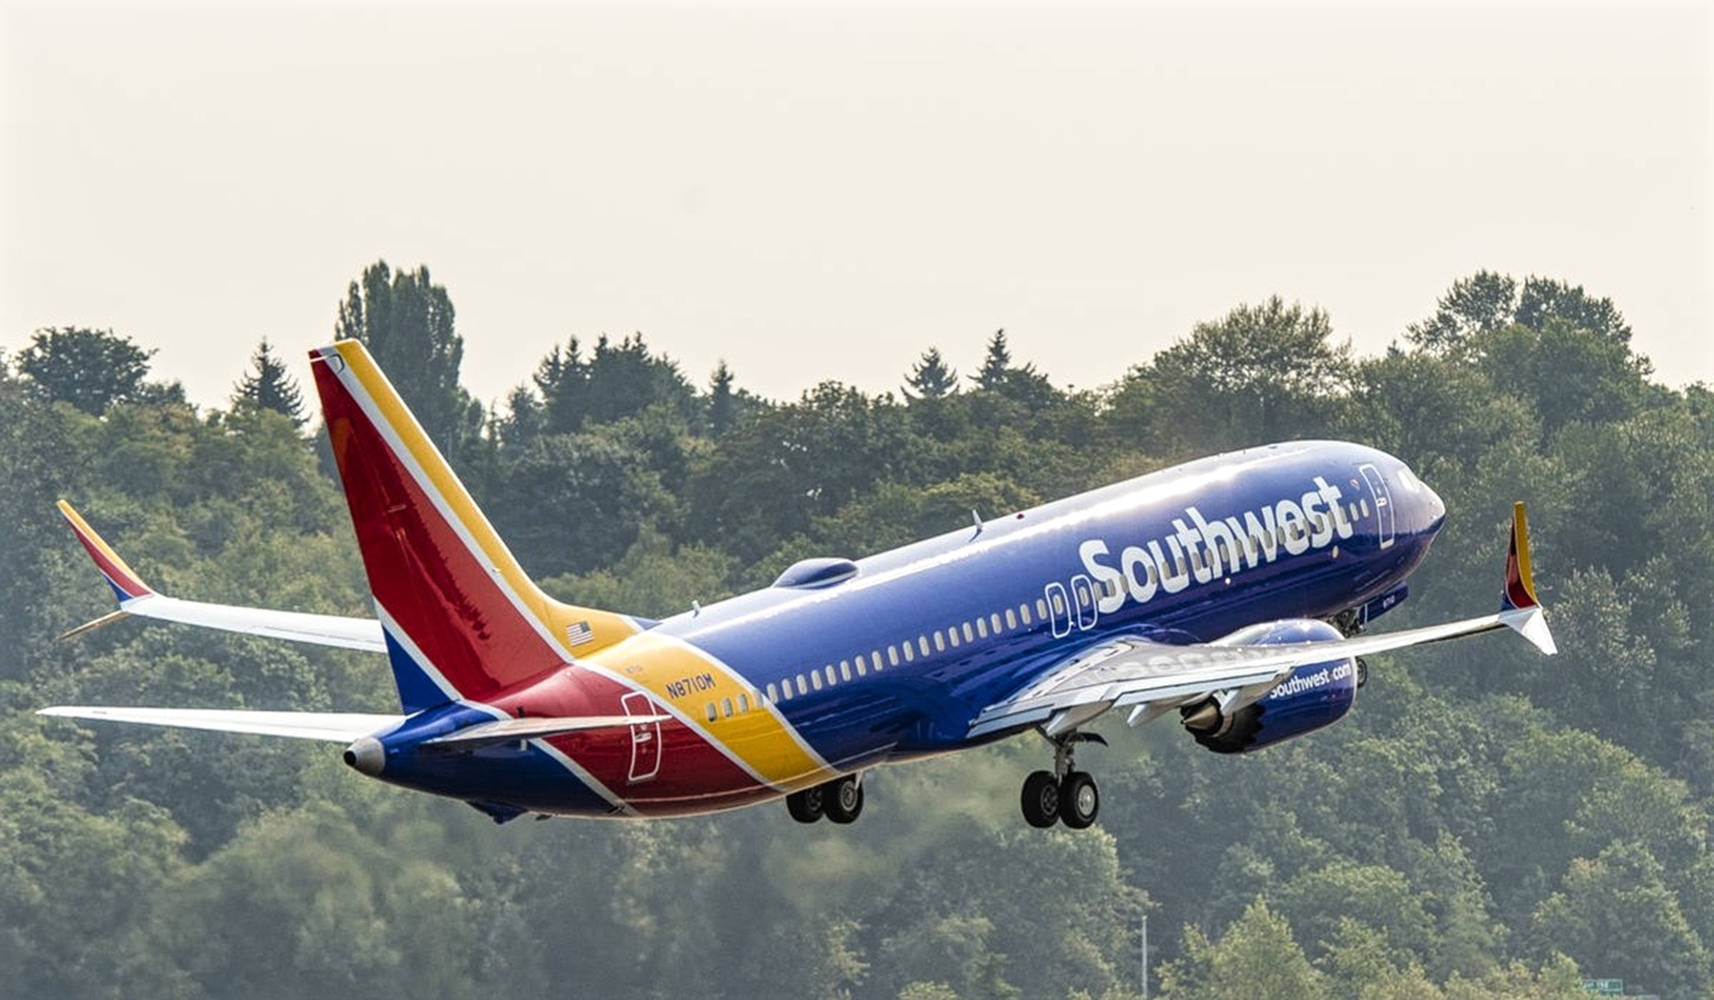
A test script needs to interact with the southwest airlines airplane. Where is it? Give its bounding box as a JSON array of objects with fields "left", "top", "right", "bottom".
[{"left": 41, "top": 340, "right": 1556, "bottom": 829}]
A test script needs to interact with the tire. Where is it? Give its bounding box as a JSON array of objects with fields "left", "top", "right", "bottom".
[
  {"left": 1020, "top": 770, "right": 1060, "bottom": 828},
  {"left": 1060, "top": 771, "right": 1099, "bottom": 829},
  {"left": 787, "top": 785, "right": 824, "bottom": 823},
  {"left": 824, "top": 776, "right": 864, "bottom": 824}
]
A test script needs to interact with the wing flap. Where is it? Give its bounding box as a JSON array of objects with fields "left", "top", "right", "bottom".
[{"left": 37, "top": 706, "right": 403, "bottom": 742}]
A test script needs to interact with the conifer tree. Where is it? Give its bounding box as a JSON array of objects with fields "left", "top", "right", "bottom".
[
  {"left": 709, "top": 360, "right": 736, "bottom": 436},
  {"left": 905, "top": 347, "right": 959, "bottom": 400},
  {"left": 233, "top": 338, "right": 306, "bottom": 426},
  {"left": 975, "top": 329, "right": 1010, "bottom": 390}
]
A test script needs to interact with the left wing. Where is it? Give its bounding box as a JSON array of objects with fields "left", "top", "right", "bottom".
[
  {"left": 968, "top": 502, "right": 1556, "bottom": 740},
  {"left": 36, "top": 706, "right": 402, "bottom": 742},
  {"left": 55, "top": 500, "right": 386, "bottom": 653}
]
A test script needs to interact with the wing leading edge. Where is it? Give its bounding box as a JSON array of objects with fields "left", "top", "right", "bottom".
[{"left": 968, "top": 502, "right": 1556, "bottom": 740}]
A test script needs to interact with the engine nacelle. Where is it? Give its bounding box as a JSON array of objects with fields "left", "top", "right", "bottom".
[{"left": 1183, "top": 618, "right": 1358, "bottom": 754}]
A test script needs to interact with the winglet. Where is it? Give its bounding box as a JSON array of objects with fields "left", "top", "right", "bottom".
[
  {"left": 1501, "top": 502, "right": 1538, "bottom": 611},
  {"left": 1499, "top": 502, "right": 1556, "bottom": 654},
  {"left": 56, "top": 501, "right": 154, "bottom": 604}
]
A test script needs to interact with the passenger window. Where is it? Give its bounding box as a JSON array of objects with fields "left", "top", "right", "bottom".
[
  {"left": 888, "top": 645, "right": 900, "bottom": 666},
  {"left": 959, "top": 622, "right": 972, "bottom": 641},
  {"left": 811, "top": 671, "right": 823, "bottom": 691},
  {"left": 796, "top": 674, "right": 808, "bottom": 696},
  {"left": 722, "top": 697, "right": 734, "bottom": 718},
  {"left": 839, "top": 659, "right": 851, "bottom": 681},
  {"left": 705, "top": 703, "right": 717, "bottom": 722},
  {"left": 738, "top": 692, "right": 750, "bottom": 713},
  {"left": 825, "top": 665, "right": 837, "bottom": 685},
  {"left": 854, "top": 655, "right": 867, "bottom": 677},
  {"left": 946, "top": 629, "right": 959, "bottom": 649},
  {"left": 902, "top": 642, "right": 915, "bottom": 662},
  {"left": 918, "top": 636, "right": 931, "bottom": 656},
  {"left": 1034, "top": 598, "right": 1047, "bottom": 620},
  {"left": 871, "top": 649, "right": 883, "bottom": 671},
  {"left": 1051, "top": 593, "right": 1065, "bottom": 614},
  {"left": 977, "top": 617, "right": 990, "bottom": 638},
  {"left": 766, "top": 682, "right": 778, "bottom": 703},
  {"left": 1005, "top": 608, "right": 1017, "bottom": 629},
  {"left": 1361, "top": 498, "right": 1370, "bottom": 517}
]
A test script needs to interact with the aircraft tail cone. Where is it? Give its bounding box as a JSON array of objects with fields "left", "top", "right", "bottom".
[{"left": 343, "top": 737, "right": 385, "bottom": 777}]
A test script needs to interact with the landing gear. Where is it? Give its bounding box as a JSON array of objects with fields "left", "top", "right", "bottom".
[
  {"left": 1021, "top": 770, "right": 1060, "bottom": 828},
  {"left": 786, "top": 784, "right": 825, "bottom": 823},
  {"left": 824, "top": 774, "right": 864, "bottom": 824},
  {"left": 786, "top": 773, "right": 865, "bottom": 824},
  {"left": 1020, "top": 731, "right": 1104, "bottom": 829}
]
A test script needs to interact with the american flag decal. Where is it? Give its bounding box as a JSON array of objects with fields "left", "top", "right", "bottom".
[{"left": 565, "top": 620, "right": 595, "bottom": 646}]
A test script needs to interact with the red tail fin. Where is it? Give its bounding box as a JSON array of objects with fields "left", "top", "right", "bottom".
[{"left": 310, "top": 340, "right": 642, "bottom": 712}]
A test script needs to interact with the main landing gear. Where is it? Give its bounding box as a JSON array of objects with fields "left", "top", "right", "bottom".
[
  {"left": 1021, "top": 731, "right": 1104, "bottom": 829},
  {"left": 786, "top": 773, "right": 864, "bottom": 824}
]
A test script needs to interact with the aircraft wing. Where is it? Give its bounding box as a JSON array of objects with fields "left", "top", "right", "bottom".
[
  {"left": 968, "top": 502, "right": 1556, "bottom": 740},
  {"left": 36, "top": 706, "right": 402, "bottom": 742},
  {"left": 55, "top": 500, "right": 385, "bottom": 653}
]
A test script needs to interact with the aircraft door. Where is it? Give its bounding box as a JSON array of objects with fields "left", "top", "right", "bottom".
[
  {"left": 1044, "top": 582, "right": 1073, "bottom": 638},
  {"left": 620, "top": 690, "right": 662, "bottom": 784},
  {"left": 1358, "top": 463, "right": 1395, "bottom": 550},
  {"left": 1070, "top": 574, "right": 1099, "bottom": 631}
]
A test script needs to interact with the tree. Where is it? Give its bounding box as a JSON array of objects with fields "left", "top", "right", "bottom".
[
  {"left": 975, "top": 330, "right": 1011, "bottom": 390},
  {"left": 1108, "top": 297, "right": 1351, "bottom": 455},
  {"left": 1157, "top": 899, "right": 1326, "bottom": 1000},
  {"left": 1407, "top": 271, "right": 1632, "bottom": 354},
  {"left": 14, "top": 327, "right": 155, "bottom": 415},
  {"left": 906, "top": 347, "right": 959, "bottom": 400},
  {"left": 232, "top": 339, "right": 306, "bottom": 426},
  {"left": 334, "top": 261, "right": 473, "bottom": 450},
  {"left": 708, "top": 360, "right": 737, "bottom": 436}
]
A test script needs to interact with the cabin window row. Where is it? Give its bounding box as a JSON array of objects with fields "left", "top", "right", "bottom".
[{"left": 701, "top": 595, "right": 1050, "bottom": 722}]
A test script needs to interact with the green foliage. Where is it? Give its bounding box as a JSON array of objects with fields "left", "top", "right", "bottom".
[
  {"left": 6, "top": 268, "right": 1711, "bottom": 999},
  {"left": 232, "top": 338, "right": 306, "bottom": 427},
  {"left": 16, "top": 326, "right": 161, "bottom": 415}
]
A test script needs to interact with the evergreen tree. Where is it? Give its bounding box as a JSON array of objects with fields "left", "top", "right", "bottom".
[
  {"left": 975, "top": 330, "right": 1011, "bottom": 390},
  {"left": 709, "top": 360, "right": 737, "bottom": 436},
  {"left": 905, "top": 347, "right": 959, "bottom": 400},
  {"left": 232, "top": 339, "right": 306, "bottom": 426}
]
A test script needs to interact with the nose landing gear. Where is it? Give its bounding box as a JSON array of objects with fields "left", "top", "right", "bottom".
[{"left": 1021, "top": 731, "right": 1104, "bottom": 829}]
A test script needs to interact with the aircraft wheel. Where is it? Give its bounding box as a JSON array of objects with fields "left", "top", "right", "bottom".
[
  {"left": 824, "top": 775, "right": 864, "bottom": 824},
  {"left": 1059, "top": 771, "right": 1100, "bottom": 829},
  {"left": 787, "top": 785, "right": 824, "bottom": 823},
  {"left": 1020, "top": 769, "right": 1060, "bottom": 828}
]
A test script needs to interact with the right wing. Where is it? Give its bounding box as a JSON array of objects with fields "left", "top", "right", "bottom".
[
  {"left": 968, "top": 502, "right": 1556, "bottom": 739},
  {"left": 55, "top": 500, "right": 385, "bottom": 653}
]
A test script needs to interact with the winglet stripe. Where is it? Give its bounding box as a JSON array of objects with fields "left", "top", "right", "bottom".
[{"left": 56, "top": 501, "right": 153, "bottom": 602}]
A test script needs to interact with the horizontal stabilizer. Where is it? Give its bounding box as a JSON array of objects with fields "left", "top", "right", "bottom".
[
  {"left": 37, "top": 706, "right": 403, "bottom": 742},
  {"left": 423, "top": 714, "right": 668, "bottom": 750}
]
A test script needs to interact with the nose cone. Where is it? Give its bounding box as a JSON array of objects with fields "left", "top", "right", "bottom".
[
  {"left": 1421, "top": 479, "right": 1447, "bottom": 533},
  {"left": 343, "top": 736, "right": 385, "bottom": 777}
]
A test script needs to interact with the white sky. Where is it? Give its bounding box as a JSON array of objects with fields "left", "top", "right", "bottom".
[{"left": 4, "top": 1, "right": 1710, "bottom": 409}]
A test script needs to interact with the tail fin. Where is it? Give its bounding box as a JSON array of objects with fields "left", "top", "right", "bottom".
[{"left": 310, "top": 340, "right": 643, "bottom": 713}]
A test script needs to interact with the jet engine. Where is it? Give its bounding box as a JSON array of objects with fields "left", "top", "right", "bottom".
[{"left": 1180, "top": 618, "right": 1358, "bottom": 754}]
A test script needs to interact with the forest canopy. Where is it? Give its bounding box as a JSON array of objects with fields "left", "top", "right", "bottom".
[{"left": 2, "top": 266, "right": 1708, "bottom": 999}]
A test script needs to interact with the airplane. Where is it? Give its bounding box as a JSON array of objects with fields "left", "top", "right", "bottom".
[{"left": 40, "top": 338, "right": 1556, "bottom": 828}]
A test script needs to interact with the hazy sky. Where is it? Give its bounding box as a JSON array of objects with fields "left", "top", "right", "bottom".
[{"left": 4, "top": 2, "right": 1710, "bottom": 410}]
